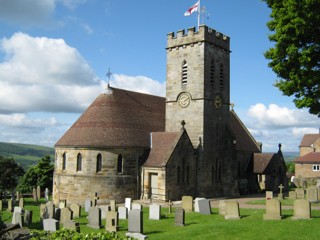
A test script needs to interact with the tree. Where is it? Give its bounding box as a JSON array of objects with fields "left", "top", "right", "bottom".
[
  {"left": 263, "top": 0, "right": 320, "bottom": 116},
  {"left": 0, "top": 156, "right": 25, "bottom": 193},
  {"left": 18, "top": 155, "right": 54, "bottom": 193}
]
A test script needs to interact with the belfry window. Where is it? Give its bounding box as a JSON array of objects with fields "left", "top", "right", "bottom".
[
  {"left": 76, "top": 153, "right": 82, "bottom": 172},
  {"left": 219, "top": 64, "right": 224, "bottom": 89},
  {"left": 182, "top": 61, "right": 188, "bottom": 85},
  {"left": 62, "top": 153, "right": 66, "bottom": 171},
  {"left": 117, "top": 154, "right": 123, "bottom": 173},
  {"left": 96, "top": 153, "right": 102, "bottom": 172},
  {"left": 210, "top": 59, "right": 215, "bottom": 85}
]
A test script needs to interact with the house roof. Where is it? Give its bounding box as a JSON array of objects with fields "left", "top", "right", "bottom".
[
  {"left": 294, "top": 152, "right": 320, "bottom": 163},
  {"left": 253, "top": 153, "right": 277, "bottom": 174},
  {"left": 55, "top": 87, "right": 165, "bottom": 148},
  {"left": 143, "top": 131, "right": 183, "bottom": 168},
  {"left": 230, "top": 110, "right": 261, "bottom": 153},
  {"left": 299, "top": 134, "right": 320, "bottom": 147}
]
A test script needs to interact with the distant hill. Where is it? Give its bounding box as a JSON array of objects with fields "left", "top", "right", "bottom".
[
  {"left": 0, "top": 142, "right": 54, "bottom": 170},
  {"left": 283, "top": 152, "right": 299, "bottom": 162}
]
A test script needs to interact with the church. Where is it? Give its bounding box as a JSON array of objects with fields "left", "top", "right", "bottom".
[{"left": 53, "top": 25, "right": 263, "bottom": 205}]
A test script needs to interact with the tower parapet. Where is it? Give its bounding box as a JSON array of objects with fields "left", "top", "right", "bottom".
[{"left": 167, "top": 25, "right": 230, "bottom": 51}]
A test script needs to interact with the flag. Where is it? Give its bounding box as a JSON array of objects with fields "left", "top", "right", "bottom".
[{"left": 184, "top": 1, "right": 200, "bottom": 16}]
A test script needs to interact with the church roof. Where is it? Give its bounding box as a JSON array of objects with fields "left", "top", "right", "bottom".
[
  {"left": 253, "top": 153, "right": 279, "bottom": 174},
  {"left": 299, "top": 134, "right": 320, "bottom": 147},
  {"left": 55, "top": 87, "right": 165, "bottom": 148},
  {"left": 230, "top": 110, "right": 261, "bottom": 153},
  {"left": 143, "top": 131, "right": 183, "bottom": 167},
  {"left": 294, "top": 152, "right": 320, "bottom": 163}
]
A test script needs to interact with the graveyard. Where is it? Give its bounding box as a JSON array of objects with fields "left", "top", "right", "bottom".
[{"left": 1, "top": 190, "right": 320, "bottom": 239}]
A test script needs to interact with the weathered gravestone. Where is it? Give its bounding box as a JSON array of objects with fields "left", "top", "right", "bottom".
[
  {"left": 266, "top": 191, "right": 273, "bottom": 200},
  {"left": 306, "top": 186, "right": 318, "bottom": 202},
  {"left": 110, "top": 200, "right": 116, "bottom": 211},
  {"left": 85, "top": 199, "right": 92, "bottom": 213},
  {"left": 70, "top": 203, "right": 81, "bottom": 218},
  {"left": 99, "top": 205, "right": 111, "bottom": 219},
  {"left": 87, "top": 207, "right": 102, "bottom": 229},
  {"left": 7, "top": 199, "right": 13, "bottom": 212},
  {"left": 63, "top": 220, "right": 80, "bottom": 232},
  {"left": 43, "top": 218, "right": 59, "bottom": 232},
  {"left": 295, "top": 188, "right": 305, "bottom": 199},
  {"left": 263, "top": 199, "right": 282, "bottom": 220},
  {"left": 125, "top": 198, "right": 132, "bottom": 210},
  {"left": 194, "top": 198, "right": 206, "bottom": 212},
  {"left": 149, "top": 204, "right": 161, "bottom": 220},
  {"left": 12, "top": 207, "right": 24, "bottom": 226},
  {"left": 288, "top": 191, "right": 297, "bottom": 200},
  {"left": 37, "top": 186, "right": 41, "bottom": 200},
  {"left": 106, "top": 211, "right": 119, "bottom": 232},
  {"left": 45, "top": 188, "right": 49, "bottom": 202},
  {"left": 45, "top": 201, "right": 55, "bottom": 219},
  {"left": 16, "top": 191, "right": 20, "bottom": 201},
  {"left": 198, "top": 199, "right": 211, "bottom": 215},
  {"left": 128, "top": 209, "right": 143, "bottom": 233},
  {"left": 60, "top": 207, "right": 72, "bottom": 224},
  {"left": 132, "top": 203, "right": 142, "bottom": 211},
  {"left": 24, "top": 210, "right": 33, "bottom": 225},
  {"left": 292, "top": 199, "right": 311, "bottom": 220},
  {"left": 182, "top": 196, "right": 193, "bottom": 213},
  {"left": 175, "top": 207, "right": 185, "bottom": 226},
  {"left": 225, "top": 201, "right": 240, "bottom": 220},
  {"left": 118, "top": 206, "right": 128, "bottom": 220},
  {"left": 19, "top": 198, "right": 24, "bottom": 208},
  {"left": 32, "top": 188, "right": 38, "bottom": 201},
  {"left": 219, "top": 200, "right": 226, "bottom": 215},
  {"left": 40, "top": 204, "right": 49, "bottom": 222}
]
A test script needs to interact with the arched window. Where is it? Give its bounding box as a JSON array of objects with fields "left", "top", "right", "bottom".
[
  {"left": 219, "top": 64, "right": 224, "bottom": 89},
  {"left": 181, "top": 60, "right": 188, "bottom": 85},
  {"left": 96, "top": 153, "right": 102, "bottom": 172},
  {"left": 76, "top": 153, "right": 82, "bottom": 172},
  {"left": 210, "top": 59, "right": 215, "bottom": 85},
  {"left": 62, "top": 153, "right": 66, "bottom": 171},
  {"left": 117, "top": 154, "right": 123, "bottom": 173}
]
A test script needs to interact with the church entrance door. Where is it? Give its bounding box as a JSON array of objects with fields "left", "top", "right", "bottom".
[{"left": 149, "top": 173, "right": 158, "bottom": 199}]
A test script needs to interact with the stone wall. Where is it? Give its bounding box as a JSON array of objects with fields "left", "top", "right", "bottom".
[{"left": 295, "top": 163, "right": 320, "bottom": 178}]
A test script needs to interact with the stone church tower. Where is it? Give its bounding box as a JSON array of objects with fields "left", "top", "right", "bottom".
[{"left": 165, "top": 25, "right": 238, "bottom": 197}]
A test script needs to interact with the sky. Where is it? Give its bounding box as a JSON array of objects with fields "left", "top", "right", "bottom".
[{"left": 0, "top": 0, "right": 318, "bottom": 152}]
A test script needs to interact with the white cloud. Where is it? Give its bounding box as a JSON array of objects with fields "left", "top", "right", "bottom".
[
  {"left": 0, "top": 32, "right": 103, "bottom": 114},
  {"left": 58, "top": 0, "right": 87, "bottom": 10},
  {"left": 0, "top": 0, "right": 56, "bottom": 25},
  {"left": 110, "top": 74, "right": 166, "bottom": 97},
  {"left": 0, "top": 114, "right": 58, "bottom": 128}
]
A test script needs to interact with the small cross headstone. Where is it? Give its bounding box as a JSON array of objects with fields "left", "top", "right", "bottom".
[
  {"left": 70, "top": 203, "right": 81, "bottom": 218},
  {"left": 182, "top": 196, "right": 193, "bottom": 212},
  {"left": 87, "top": 207, "right": 102, "bottom": 229},
  {"left": 198, "top": 199, "right": 211, "bottom": 215},
  {"left": 128, "top": 209, "right": 143, "bottom": 233},
  {"left": 106, "top": 211, "right": 119, "bottom": 232},
  {"left": 118, "top": 206, "right": 128, "bottom": 220},
  {"left": 85, "top": 199, "right": 92, "bottom": 212},
  {"left": 125, "top": 198, "right": 132, "bottom": 210},
  {"left": 175, "top": 207, "right": 185, "bottom": 226},
  {"left": 24, "top": 210, "right": 33, "bottom": 225},
  {"left": 149, "top": 204, "right": 161, "bottom": 220},
  {"left": 224, "top": 201, "right": 240, "bottom": 220},
  {"left": 278, "top": 184, "right": 284, "bottom": 199},
  {"left": 263, "top": 199, "right": 282, "bottom": 220},
  {"left": 292, "top": 199, "right": 311, "bottom": 220},
  {"left": 43, "top": 218, "right": 59, "bottom": 232}
]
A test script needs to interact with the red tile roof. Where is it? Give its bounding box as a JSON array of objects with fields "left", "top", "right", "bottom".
[
  {"left": 294, "top": 152, "right": 320, "bottom": 163},
  {"left": 143, "top": 132, "right": 183, "bottom": 167},
  {"left": 299, "top": 134, "right": 320, "bottom": 147},
  {"left": 55, "top": 87, "right": 165, "bottom": 148}
]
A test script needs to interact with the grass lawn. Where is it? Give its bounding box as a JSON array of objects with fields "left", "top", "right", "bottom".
[
  {"left": 247, "top": 198, "right": 320, "bottom": 206},
  {"left": 2, "top": 198, "right": 320, "bottom": 239}
]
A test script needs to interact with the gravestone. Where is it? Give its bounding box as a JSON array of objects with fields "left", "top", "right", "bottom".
[
  {"left": 128, "top": 209, "right": 143, "bottom": 233},
  {"left": 118, "top": 206, "right": 128, "bottom": 220},
  {"left": 263, "top": 199, "right": 282, "bottom": 220},
  {"left": 70, "top": 203, "right": 81, "bottom": 218},
  {"left": 40, "top": 204, "right": 49, "bottom": 221},
  {"left": 7, "top": 199, "right": 13, "bottom": 212},
  {"left": 168, "top": 200, "right": 173, "bottom": 214},
  {"left": 19, "top": 198, "right": 24, "bottom": 208},
  {"left": 125, "top": 198, "right": 132, "bottom": 210},
  {"left": 106, "top": 210, "right": 119, "bottom": 232},
  {"left": 295, "top": 188, "right": 305, "bottom": 199},
  {"left": 46, "top": 201, "right": 55, "bottom": 219},
  {"left": 292, "top": 199, "right": 311, "bottom": 220},
  {"left": 224, "top": 201, "right": 240, "bottom": 220},
  {"left": 37, "top": 186, "right": 41, "bottom": 200},
  {"left": 45, "top": 188, "right": 49, "bottom": 202},
  {"left": 301, "top": 178, "right": 307, "bottom": 188},
  {"left": 110, "top": 200, "right": 116, "bottom": 211},
  {"left": 149, "top": 204, "right": 161, "bottom": 220},
  {"left": 293, "top": 177, "right": 300, "bottom": 188},
  {"left": 85, "top": 199, "right": 92, "bottom": 212},
  {"left": 198, "top": 199, "right": 211, "bottom": 215},
  {"left": 87, "top": 207, "right": 102, "bottom": 229},
  {"left": 182, "top": 196, "right": 193, "bottom": 212},
  {"left": 24, "top": 210, "right": 33, "bottom": 225},
  {"left": 194, "top": 198, "right": 206, "bottom": 212},
  {"left": 99, "top": 205, "right": 111, "bottom": 219},
  {"left": 266, "top": 191, "right": 273, "bottom": 200},
  {"left": 219, "top": 200, "right": 226, "bottom": 215},
  {"left": 132, "top": 203, "right": 142, "bottom": 211},
  {"left": 16, "top": 191, "right": 20, "bottom": 201},
  {"left": 63, "top": 220, "right": 80, "bottom": 232},
  {"left": 306, "top": 186, "right": 318, "bottom": 202},
  {"left": 92, "top": 192, "right": 99, "bottom": 207},
  {"left": 175, "top": 207, "right": 185, "bottom": 226},
  {"left": 12, "top": 207, "right": 23, "bottom": 225},
  {"left": 288, "top": 191, "right": 297, "bottom": 200},
  {"left": 0, "top": 200, "right": 2, "bottom": 211},
  {"left": 60, "top": 207, "right": 72, "bottom": 224},
  {"left": 32, "top": 188, "right": 38, "bottom": 201},
  {"left": 43, "top": 218, "right": 59, "bottom": 232},
  {"left": 278, "top": 184, "right": 284, "bottom": 199}
]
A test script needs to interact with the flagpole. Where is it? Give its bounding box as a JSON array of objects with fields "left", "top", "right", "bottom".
[{"left": 198, "top": 0, "right": 201, "bottom": 28}]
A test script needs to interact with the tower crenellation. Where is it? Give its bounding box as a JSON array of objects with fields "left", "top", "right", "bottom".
[{"left": 167, "top": 25, "right": 230, "bottom": 51}]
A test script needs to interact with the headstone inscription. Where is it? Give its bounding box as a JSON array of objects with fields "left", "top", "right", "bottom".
[
  {"left": 43, "top": 218, "right": 59, "bottom": 232},
  {"left": 70, "top": 203, "right": 81, "bottom": 218},
  {"left": 175, "top": 207, "right": 185, "bottom": 226},
  {"left": 128, "top": 209, "right": 143, "bottom": 233},
  {"left": 118, "top": 206, "right": 128, "bottom": 220},
  {"left": 125, "top": 198, "right": 132, "bottom": 210},
  {"left": 182, "top": 196, "right": 193, "bottom": 212},
  {"left": 224, "top": 201, "right": 240, "bottom": 220},
  {"left": 263, "top": 199, "right": 282, "bottom": 220},
  {"left": 198, "top": 199, "right": 212, "bottom": 215},
  {"left": 87, "top": 207, "right": 102, "bottom": 229},
  {"left": 292, "top": 199, "right": 311, "bottom": 220},
  {"left": 149, "top": 204, "right": 161, "bottom": 220},
  {"left": 106, "top": 211, "right": 119, "bottom": 232}
]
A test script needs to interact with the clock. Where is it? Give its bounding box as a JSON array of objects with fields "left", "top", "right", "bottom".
[
  {"left": 214, "top": 95, "right": 222, "bottom": 108},
  {"left": 178, "top": 92, "right": 191, "bottom": 108}
]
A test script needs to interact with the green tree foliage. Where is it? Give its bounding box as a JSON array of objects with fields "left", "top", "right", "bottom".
[
  {"left": 286, "top": 161, "right": 295, "bottom": 174},
  {"left": 18, "top": 156, "right": 54, "bottom": 193},
  {"left": 263, "top": 0, "right": 320, "bottom": 116},
  {"left": 0, "top": 156, "right": 25, "bottom": 192}
]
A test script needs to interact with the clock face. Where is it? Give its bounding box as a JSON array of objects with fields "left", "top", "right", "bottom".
[
  {"left": 178, "top": 93, "right": 191, "bottom": 108},
  {"left": 214, "top": 95, "right": 222, "bottom": 108}
]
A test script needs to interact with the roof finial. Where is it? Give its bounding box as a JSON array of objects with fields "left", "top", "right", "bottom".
[
  {"left": 106, "top": 68, "right": 112, "bottom": 87},
  {"left": 278, "top": 143, "right": 282, "bottom": 153},
  {"left": 181, "top": 120, "right": 186, "bottom": 131}
]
